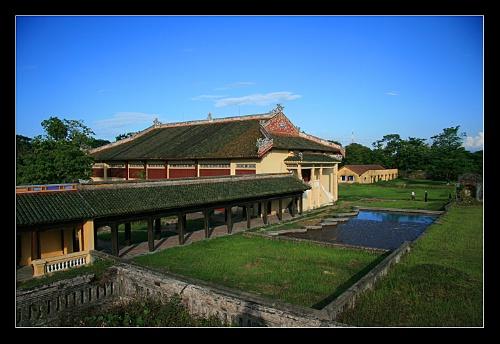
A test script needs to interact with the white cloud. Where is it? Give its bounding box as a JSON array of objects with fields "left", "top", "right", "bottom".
[
  {"left": 214, "top": 91, "right": 302, "bottom": 108},
  {"left": 214, "top": 81, "right": 256, "bottom": 90},
  {"left": 191, "top": 94, "right": 227, "bottom": 101},
  {"left": 385, "top": 91, "right": 399, "bottom": 96},
  {"left": 463, "top": 131, "right": 484, "bottom": 150},
  {"left": 93, "top": 112, "right": 160, "bottom": 139}
]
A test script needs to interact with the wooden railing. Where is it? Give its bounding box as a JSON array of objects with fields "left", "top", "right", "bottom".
[{"left": 31, "top": 251, "right": 92, "bottom": 277}]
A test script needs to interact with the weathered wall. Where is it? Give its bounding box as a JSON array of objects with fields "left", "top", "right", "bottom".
[
  {"left": 16, "top": 273, "right": 119, "bottom": 327},
  {"left": 113, "top": 262, "right": 341, "bottom": 327}
]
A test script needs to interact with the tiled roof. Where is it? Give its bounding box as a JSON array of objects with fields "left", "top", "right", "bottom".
[
  {"left": 284, "top": 153, "right": 341, "bottom": 163},
  {"left": 271, "top": 134, "right": 341, "bottom": 153},
  {"left": 89, "top": 112, "right": 343, "bottom": 161},
  {"left": 16, "top": 174, "right": 309, "bottom": 227},
  {"left": 340, "top": 164, "right": 387, "bottom": 175},
  {"left": 16, "top": 191, "right": 95, "bottom": 227},
  {"left": 90, "top": 119, "right": 263, "bottom": 161}
]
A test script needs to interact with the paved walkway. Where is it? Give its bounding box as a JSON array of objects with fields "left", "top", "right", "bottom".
[{"left": 99, "top": 210, "right": 295, "bottom": 260}]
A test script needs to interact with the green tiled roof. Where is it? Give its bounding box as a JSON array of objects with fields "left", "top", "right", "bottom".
[
  {"left": 90, "top": 117, "right": 342, "bottom": 162},
  {"left": 284, "top": 153, "right": 341, "bottom": 163},
  {"left": 16, "top": 175, "right": 309, "bottom": 227},
  {"left": 90, "top": 120, "right": 263, "bottom": 161},
  {"left": 16, "top": 191, "right": 95, "bottom": 227},
  {"left": 271, "top": 135, "right": 340, "bottom": 153}
]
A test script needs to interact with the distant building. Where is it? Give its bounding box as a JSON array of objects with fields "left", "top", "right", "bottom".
[{"left": 338, "top": 165, "right": 398, "bottom": 184}]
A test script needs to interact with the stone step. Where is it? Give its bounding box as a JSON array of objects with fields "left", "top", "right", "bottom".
[
  {"left": 323, "top": 217, "right": 350, "bottom": 222},
  {"left": 267, "top": 228, "right": 308, "bottom": 236},
  {"left": 321, "top": 222, "right": 338, "bottom": 226},
  {"left": 330, "top": 212, "right": 358, "bottom": 217},
  {"left": 304, "top": 225, "right": 322, "bottom": 230}
]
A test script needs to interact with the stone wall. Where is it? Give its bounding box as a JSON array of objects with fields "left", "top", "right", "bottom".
[
  {"left": 321, "top": 241, "right": 411, "bottom": 320},
  {"left": 16, "top": 233, "right": 412, "bottom": 327},
  {"left": 16, "top": 272, "right": 119, "bottom": 327},
  {"left": 114, "top": 262, "right": 344, "bottom": 327}
]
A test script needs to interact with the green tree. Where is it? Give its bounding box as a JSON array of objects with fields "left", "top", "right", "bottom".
[
  {"left": 115, "top": 132, "right": 136, "bottom": 141},
  {"left": 343, "top": 143, "right": 374, "bottom": 165},
  {"left": 16, "top": 117, "right": 95, "bottom": 185},
  {"left": 88, "top": 138, "right": 111, "bottom": 148},
  {"left": 372, "top": 134, "right": 402, "bottom": 168},
  {"left": 397, "top": 137, "right": 430, "bottom": 172},
  {"left": 328, "top": 139, "right": 343, "bottom": 146},
  {"left": 427, "top": 126, "right": 468, "bottom": 181}
]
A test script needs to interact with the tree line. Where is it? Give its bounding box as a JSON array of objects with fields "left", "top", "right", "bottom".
[{"left": 341, "top": 126, "right": 482, "bottom": 181}]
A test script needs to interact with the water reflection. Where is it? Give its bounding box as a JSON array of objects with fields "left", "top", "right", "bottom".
[
  {"left": 282, "top": 210, "right": 438, "bottom": 250},
  {"left": 357, "top": 211, "right": 437, "bottom": 224}
]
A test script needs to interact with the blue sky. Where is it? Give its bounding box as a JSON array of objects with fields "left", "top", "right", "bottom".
[{"left": 16, "top": 16, "right": 483, "bottom": 150}]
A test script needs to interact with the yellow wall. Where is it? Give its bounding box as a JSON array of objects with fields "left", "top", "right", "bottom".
[
  {"left": 256, "top": 150, "right": 290, "bottom": 174},
  {"left": 40, "top": 230, "right": 64, "bottom": 259},
  {"left": 19, "top": 232, "right": 32, "bottom": 266},
  {"left": 83, "top": 220, "right": 95, "bottom": 251},
  {"left": 338, "top": 167, "right": 398, "bottom": 184},
  {"left": 17, "top": 222, "right": 93, "bottom": 267},
  {"left": 63, "top": 228, "right": 73, "bottom": 254}
]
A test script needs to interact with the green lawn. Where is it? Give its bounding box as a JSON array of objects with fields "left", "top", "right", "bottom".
[
  {"left": 133, "top": 234, "right": 387, "bottom": 308},
  {"left": 337, "top": 203, "right": 483, "bottom": 326},
  {"left": 338, "top": 178, "right": 454, "bottom": 211},
  {"left": 17, "top": 258, "right": 115, "bottom": 291}
]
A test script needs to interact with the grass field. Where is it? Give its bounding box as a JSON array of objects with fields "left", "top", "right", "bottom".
[
  {"left": 133, "top": 234, "right": 387, "bottom": 308},
  {"left": 337, "top": 203, "right": 483, "bottom": 326},
  {"left": 338, "top": 178, "right": 454, "bottom": 211}
]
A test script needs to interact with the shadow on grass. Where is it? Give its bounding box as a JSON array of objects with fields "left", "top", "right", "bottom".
[{"left": 311, "top": 251, "right": 391, "bottom": 310}]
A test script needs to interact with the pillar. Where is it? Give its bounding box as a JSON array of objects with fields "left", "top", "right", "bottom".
[
  {"left": 124, "top": 223, "right": 132, "bottom": 246},
  {"left": 299, "top": 195, "right": 303, "bottom": 215},
  {"left": 93, "top": 224, "right": 98, "bottom": 250},
  {"left": 226, "top": 207, "right": 233, "bottom": 233},
  {"left": 298, "top": 164, "right": 302, "bottom": 180},
  {"left": 178, "top": 213, "right": 185, "bottom": 244},
  {"left": 277, "top": 199, "right": 283, "bottom": 221},
  {"left": 204, "top": 210, "right": 210, "bottom": 238},
  {"left": 103, "top": 163, "right": 108, "bottom": 181},
  {"left": 83, "top": 220, "right": 95, "bottom": 251},
  {"left": 246, "top": 205, "right": 251, "bottom": 229},
  {"left": 110, "top": 222, "right": 119, "bottom": 256},
  {"left": 147, "top": 217, "right": 154, "bottom": 252},
  {"left": 262, "top": 201, "right": 268, "bottom": 224},
  {"left": 155, "top": 218, "right": 161, "bottom": 239}
]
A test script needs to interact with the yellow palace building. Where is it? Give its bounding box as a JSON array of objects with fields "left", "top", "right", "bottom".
[{"left": 88, "top": 105, "right": 345, "bottom": 211}]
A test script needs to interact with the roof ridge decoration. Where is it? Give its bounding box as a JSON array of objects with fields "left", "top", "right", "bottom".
[
  {"left": 261, "top": 104, "right": 300, "bottom": 137},
  {"left": 256, "top": 137, "right": 274, "bottom": 157}
]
